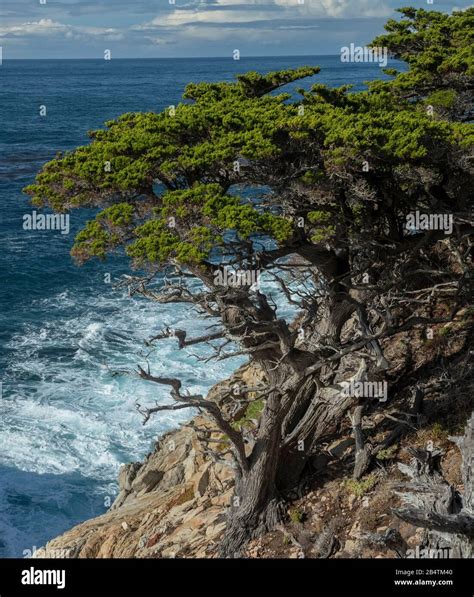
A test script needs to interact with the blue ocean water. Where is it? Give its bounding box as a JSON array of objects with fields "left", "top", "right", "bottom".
[{"left": 0, "top": 56, "right": 402, "bottom": 558}]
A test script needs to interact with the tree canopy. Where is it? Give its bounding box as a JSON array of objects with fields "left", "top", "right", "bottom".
[{"left": 25, "top": 10, "right": 473, "bottom": 274}]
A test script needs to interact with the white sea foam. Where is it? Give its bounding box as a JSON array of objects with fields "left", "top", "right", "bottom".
[
  {"left": 0, "top": 272, "right": 297, "bottom": 556},
  {"left": 0, "top": 285, "right": 246, "bottom": 556}
]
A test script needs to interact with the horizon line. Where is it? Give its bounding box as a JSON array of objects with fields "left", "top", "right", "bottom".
[{"left": 2, "top": 53, "right": 343, "bottom": 61}]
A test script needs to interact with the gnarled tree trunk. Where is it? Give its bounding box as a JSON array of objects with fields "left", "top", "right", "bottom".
[{"left": 219, "top": 363, "right": 292, "bottom": 557}]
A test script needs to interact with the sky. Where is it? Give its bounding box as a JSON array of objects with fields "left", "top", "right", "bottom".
[{"left": 0, "top": 0, "right": 472, "bottom": 59}]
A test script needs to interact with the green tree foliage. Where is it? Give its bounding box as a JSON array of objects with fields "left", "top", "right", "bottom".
[
  {"left": 24, "top": 12, "right": 472, "bottom": 269},
  {"left": 371, "top": 7, "right": 474, "bottom": 120}
]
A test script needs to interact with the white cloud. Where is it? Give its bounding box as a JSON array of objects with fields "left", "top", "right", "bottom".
[
  {"left": 135, "top": 0, "right": 391, "bottom": 33},
  {"left": 0, "top": 18, "right": 124, "bottom": 41},
  {"left": 0, "top": 19, "right": 68, "bottom": 37},
  {"left": 135, "top": 10, "right": 271, "bottom": 29}
]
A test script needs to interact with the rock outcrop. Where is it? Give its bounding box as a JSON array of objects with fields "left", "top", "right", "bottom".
[{"left": 33, "top": 363, "right": 265, "bottom": 559}]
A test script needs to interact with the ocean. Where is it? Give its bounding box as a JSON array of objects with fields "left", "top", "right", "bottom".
[{"left": 0, "top": 56, "right": 401, "bottom": 557}]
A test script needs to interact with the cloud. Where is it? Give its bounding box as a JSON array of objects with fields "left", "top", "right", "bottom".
[
  {"left": 0, "top": 18, "right": 123, "bottom": 41},
  {"left": 0, "top": 18, "right": 68, "bottom": 37},
  {"left": 0, "top": 0, "right": 156, "bottom": 19},
  {"left": 134, "top": 0, "right": 392, "bottom": 34},
  {"left": 126, "top": 0, "right": 395, "bottom": 56}
]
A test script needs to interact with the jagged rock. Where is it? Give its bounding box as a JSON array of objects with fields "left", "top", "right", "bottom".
[
  {"left": 183, "top": 448, "right": 197, "bottom": 479},
  {"left": 193, "top": 463, "right": 211, "bottom": 498},
  {"left": 111, "top": 490, "right": 128, "bottom": 511},
  {"left": 344, "top": 539, "right": 358, "bottom": 552},
  {"left": 119, "top": 462, "right": 141, "bottom": 492},
  {"left": 206, "top": 520, "right": 226, "bottom": 538},
  {"left": 131, "top": 469, "right": 163, "bottom": 496},
  {"left": 159, "top": 465, "right": 185, "bottom": 491}
]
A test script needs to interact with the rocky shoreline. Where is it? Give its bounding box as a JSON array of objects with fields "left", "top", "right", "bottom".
[
  {"left": 33, "top": 350, "right": 471, "bottom": 559},
  {"left": 33, "top": 363, "right": 265, "bottom": 559}
]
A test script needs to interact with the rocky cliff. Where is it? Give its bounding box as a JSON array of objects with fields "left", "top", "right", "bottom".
[
  {"left": 34, "top": 342, "right": 471, "bottom": 559},
  {"left": 34, "top": 363, "right": 265, "bottom": 558}
]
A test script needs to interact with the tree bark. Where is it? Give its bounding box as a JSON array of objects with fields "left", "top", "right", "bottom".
[
  {"left": 219, "top": 363, "right": 290, "bottom": 557},
  {"left": 351, "top": 403, "right": 372, "bottom": 480}
]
